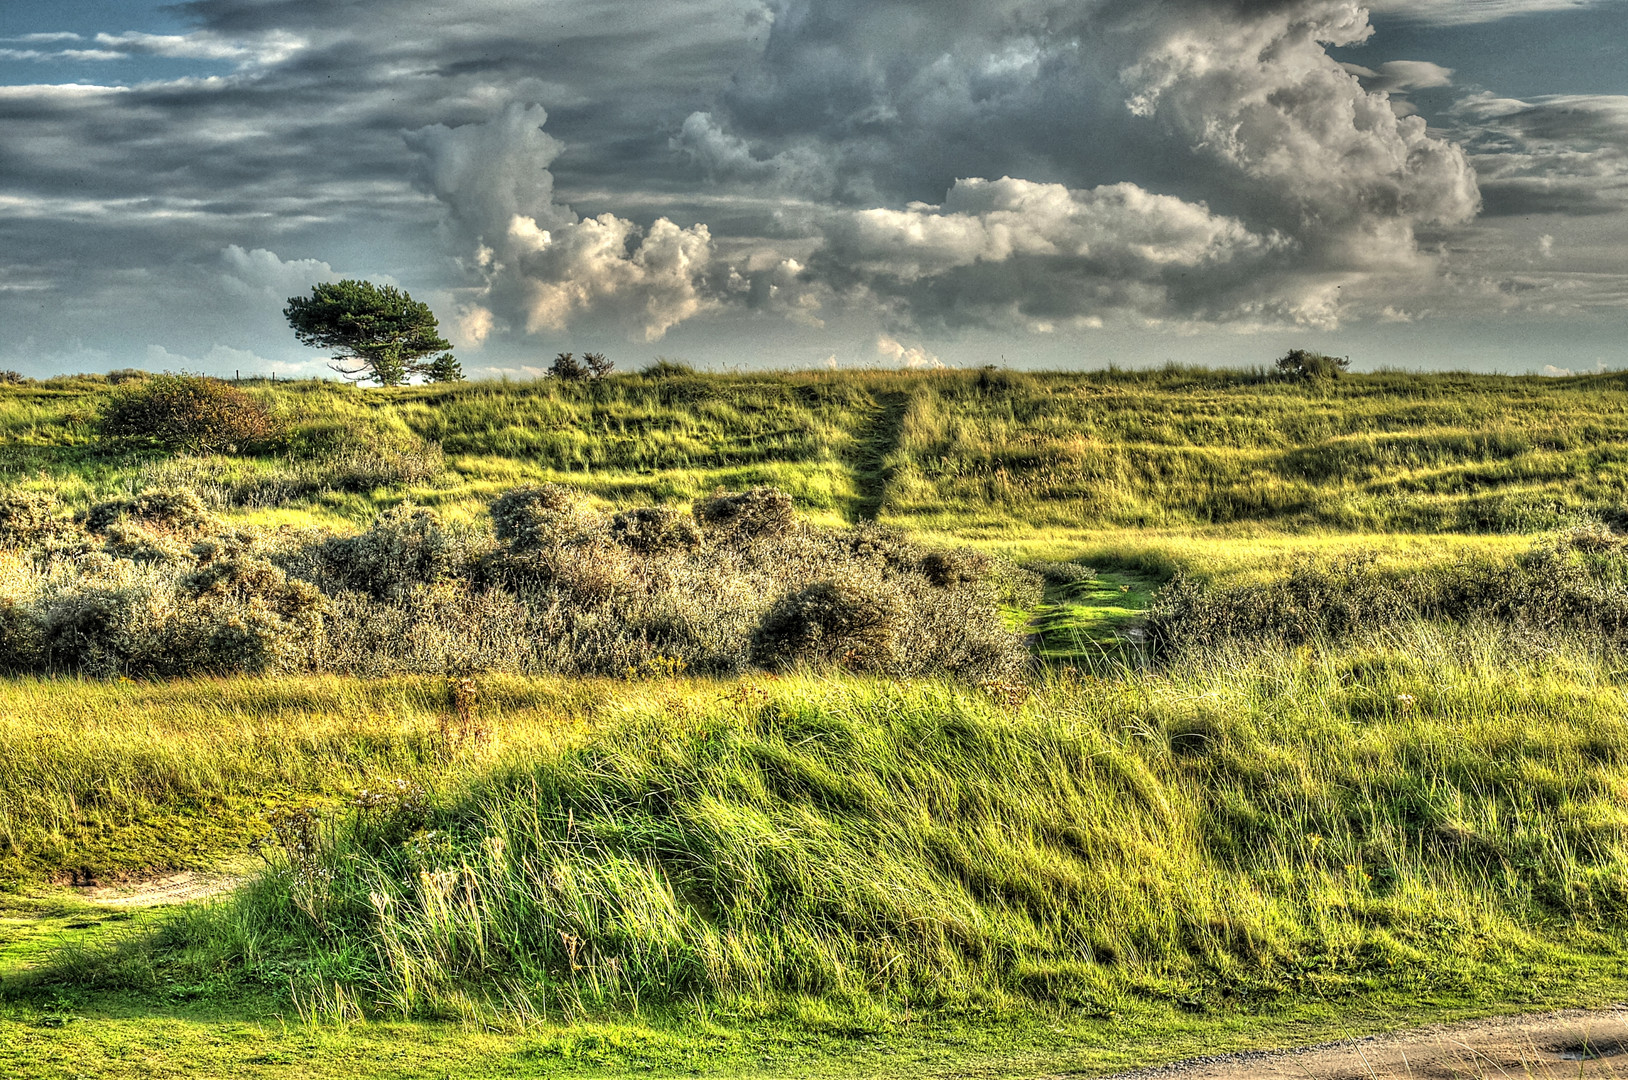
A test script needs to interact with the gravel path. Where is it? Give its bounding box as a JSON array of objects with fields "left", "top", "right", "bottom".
[{"left": 1098, "top": 1007, "right": 1628, "bottom": 1080}]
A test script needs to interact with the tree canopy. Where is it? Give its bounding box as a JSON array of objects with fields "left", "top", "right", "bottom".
[{"left": 283, "top": 280, "right": 459, "bottom": 386}]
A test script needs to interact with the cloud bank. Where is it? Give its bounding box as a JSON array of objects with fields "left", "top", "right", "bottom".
[{"left": 0, "top": 0, "right": 1622, "bottom": 373}]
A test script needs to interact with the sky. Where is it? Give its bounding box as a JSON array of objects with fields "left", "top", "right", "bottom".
[{"left": 0, "top": 0, "right": 1625, "bottom": 379}]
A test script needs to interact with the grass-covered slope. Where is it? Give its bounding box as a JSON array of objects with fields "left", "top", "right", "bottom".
[
  {"left": 6, "top": 366, "right": 1628, "bottom": 539},
  {"left": 12, "top": 631, "right": 1628, "bottom": 1028}
]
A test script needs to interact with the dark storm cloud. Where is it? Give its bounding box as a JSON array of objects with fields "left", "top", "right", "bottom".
[{"left": 0, "top": 0, "right": 1624, "bottom": 373}]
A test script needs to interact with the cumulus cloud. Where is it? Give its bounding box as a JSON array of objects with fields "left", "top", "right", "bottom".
[
  {"left": 672, "top": 111, "right": 834, "bottom": 197},
  {"left": 2, "top": 0, "right": 1624, "bottom": 375},
  {"left": 692, "top": 0, "right": 1486, "bottom": 331},
  {"left": 409, "top": 103, "right": 718, "bottom": 341},
  {"left": 455, "top": 304, "right": 496, "bottom": 348},
  {"left": 877, "top": 334, "right": 943, "bottom": 369},
  {"left": 218, "top": 245, "right": 340, "bottom": 299},
  {"left": 1118, "top": 0, "right": 1479, "bottom": 271},
  {"left": 828, "top": 177, "right": 1271, "bottom": 279}
]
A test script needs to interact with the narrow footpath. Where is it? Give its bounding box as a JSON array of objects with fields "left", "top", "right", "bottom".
[{"left": 1097, "top": 1007, "right": 1628, "bottom": 1080}]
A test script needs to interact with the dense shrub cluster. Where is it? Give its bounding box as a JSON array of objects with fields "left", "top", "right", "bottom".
[
  {"left": 1274, "top": 348, "right": 1350, "bottom": 381},
  {"left": 99, "top": 373, "right": 283, "bottom": 453},
  {"left": 1146, "top": 525, "right": 1628, "bottom": 654},
  {"left": 0, "top": 482, "right": 1032, "bottom": 681}
]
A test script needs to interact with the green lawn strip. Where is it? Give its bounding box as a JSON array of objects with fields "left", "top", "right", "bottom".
[
  {"left": 3, "top": 953, "right": 1627, "bottom": 1079},
  {"left": 1029, "top": 569, "right": 1161, "bottom": 661}
]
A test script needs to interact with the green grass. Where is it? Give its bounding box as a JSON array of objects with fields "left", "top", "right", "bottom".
[
  {"left": 6, "top": 631, "right": 1628, "bottom": 1074},
  {"left": 1029, "top": 569, "right": 1160, "bottom": 658},
  {"left": 9, "top": 367, "right": 1628, "bottom": 541}
]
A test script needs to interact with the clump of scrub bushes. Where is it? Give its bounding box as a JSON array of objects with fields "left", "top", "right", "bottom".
[
  {"left": 0, "top": 481, "right": 1032, "bottom": 681},
  {"left": 1146, "top": 522, "right": 1628, "bottom": 654},
  {"left": 99, "top": 373, "right": 284, "bottom": 453}
]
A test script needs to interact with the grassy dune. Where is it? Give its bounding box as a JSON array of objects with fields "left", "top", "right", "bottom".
[
  {"left": 6, "top": 367, "right": 1628, "bottom": 548},
  {"left": 9, "top": 632, "right": 1628, "bottom": 1001}
]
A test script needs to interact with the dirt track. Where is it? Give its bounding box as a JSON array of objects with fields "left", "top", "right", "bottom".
[
  {"left": 1102, "top": 1007, "right": 1628, "bottom": 1080},
  {"left": 73, "top": 870, "right": 243, "bottom": 908}
]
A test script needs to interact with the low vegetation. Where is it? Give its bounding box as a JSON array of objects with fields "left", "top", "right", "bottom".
[
  {"left": 6, "top": 364, "right": 1628, "bottom": 1076},
  {"left": 7, "top": 632, "right": 1628, "bottom": 1035},
  {"left": 0, "top": 481, "right": 1033, "bottom": 681}
]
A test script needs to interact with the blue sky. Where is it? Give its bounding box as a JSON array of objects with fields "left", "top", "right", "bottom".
[{"left": 1, "top": 0, "right": 1625, "bottom": 378}]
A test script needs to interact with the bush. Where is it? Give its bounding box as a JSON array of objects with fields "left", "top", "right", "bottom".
[
  {"left": 836, "top": 521, "right": 919, "bottom": 576},
  {"left": 694, "top": 487, "right": 796, "bottom": 542},
  {"left": 921, "top": 548, "right": 991, "bottom": 588},
  {"left": 489, "top": 484, "right": 593, "bottom": 550},
  {"left": 1144, "top": 537, "right": 1628, "bottom": 657},
  {"left": 99, "top": 373, "right": 282, "bottom": 453},
  {"left": 1275, "top": 349, "right": 1350, "bottom": 381},
  {"left": 608, "top": 506, "right": 702, "bottom": 554},
  {"left": 547, "top": 352, "right": 589, "bottom": 381},
  {"left": 0, "top": 492, "right": 65, "bottom": 548},
  {"left": 0, "top": 481, "right": 1030, "bottom": 683},
  {"left": 751, "top": 579, "right": 902, "bottom": 671},
  {"left": 175, "top": 558, "right": 326, "bottom": 674},
  {"left": 83, "top": 489, "right": 214, "bottom": 535},
  {"left": 1020, "top": 560, "right": 1096, "bottom": 588},
  {"left": 641, "top": 358, "right": 695, "bottom": 377},
  {"left": 0, "top": 598, "right": 43, "bottom": 673},
  {"left": 318, "top": 505, "right": 470, "bottom": 601}
]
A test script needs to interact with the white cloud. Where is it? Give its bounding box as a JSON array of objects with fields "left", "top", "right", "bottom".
[
  {"left": 1452, "top": 93, "right": 1628, "bottom": 216},
  {"left": 409, "top": 104, "right": 720, "bottom": 341},
  {"left": 0, "top": 84, "right": 128, "bottom": 101},
  {"left": 218, "top": 245, "right": 340, "bottom": 299},
  {"left": 456, "top": 304, "right": 496, "bottom": 348},
  {"left": 0, "top": 33, "right": 84, "bottom": 44},
  {"left": 1121, "top": 1, "right": 1480, "bottom": 273},
  {"left": 829, "top": 177, "right": 1272, "bottom": 281},
  {"left": 877, "top": 334, "right": 943, "bottom": 369},
  {"left": 672, "top": 111, "right": 834, "bottom": 197},
  {"left": 1367, "top": 0, "right": 1615, "bottom": 25}
]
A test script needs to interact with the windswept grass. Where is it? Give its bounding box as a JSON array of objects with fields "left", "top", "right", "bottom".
[{"left": 11, "top": 628, "right": 1628, "bottom": 1033}]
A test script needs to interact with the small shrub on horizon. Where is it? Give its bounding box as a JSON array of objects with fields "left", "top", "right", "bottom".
[
  {"left": 641, "top": 357, "right": 695, "bottom": 377},
  {"left": 1275, "top": 348, "right": 1350, "bottom": 381}
]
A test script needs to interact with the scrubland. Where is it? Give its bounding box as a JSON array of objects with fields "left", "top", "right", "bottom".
[{"left": 4, "top": 365, "right": 1628, "bottom": 1078}]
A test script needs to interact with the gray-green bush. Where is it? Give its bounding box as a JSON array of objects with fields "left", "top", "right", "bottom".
[{"left": 0, "top": 482, "right": 1030, "bottom": 682}]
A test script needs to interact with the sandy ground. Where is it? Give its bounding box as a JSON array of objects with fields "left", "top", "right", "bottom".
[
  {"left": 1102, "top": 1007, "right": 1628, "bottom": 1080},
  {"left": 72, "top": 870, "right": 244, "bottom": 908}
]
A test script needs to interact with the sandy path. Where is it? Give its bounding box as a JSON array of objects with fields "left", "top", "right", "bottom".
[
  {"left": 1102, "top": 1007, "right": 1628, "bottom": 1080},
  {"left": 73, "top": 870, "right": 245, "bottom": 908}
]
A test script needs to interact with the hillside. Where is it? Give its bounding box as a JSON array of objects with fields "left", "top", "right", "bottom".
[{"left": 5, "top": 367, "right": 1627, "bottom": 547}]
